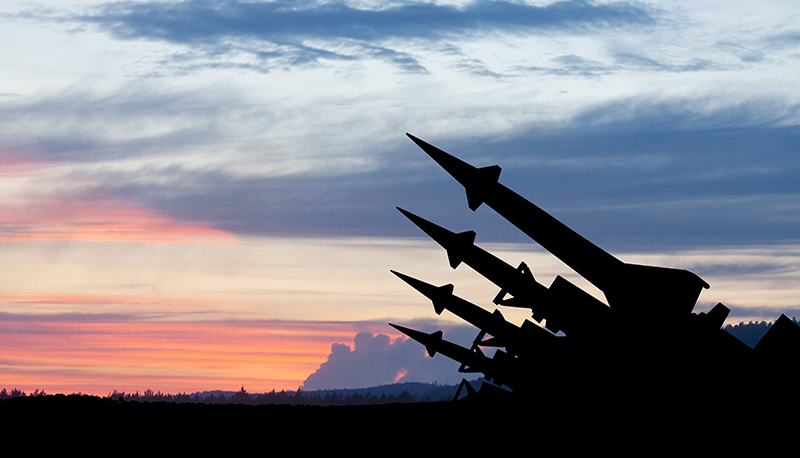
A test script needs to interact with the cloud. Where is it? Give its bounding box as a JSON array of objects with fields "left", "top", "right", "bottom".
[
  {"left": 724, "top": 305, "right": 800, "bottom": 323},
  {"left": 516, "top": 54, "right": 617, "bottom": 77},
  {"left": 683, "top": 262, "right": 792, "bottom": 278},
  {"left": 3, "top": 80, "right": 798, "bottom": 250},
  {"left": 0, "top": 81, "right": 402, "bottom": 174},
  {"left": 0, "top": 83, "right": 240, "bottom": 163},
  {"left": 98, "top": 96, "right": 798, "bottom": 250},
  {"left": 0, "top": 151, "right": 236, "bottom": 245},
  {"left": 763, "top": 29, "right": 800, "bottom": 49},
  {"left": 302, "top": 325, "right": 483, "bottom": 390},
  {"left": 80, "top": 0, "right": 655, "bottom": 43},
  {"left": 612, "top": 51, "right": 714, "bottom": 72},
  {"left": 0, "top": 193, "right": 237, "bottom": 244},
  {"left": 13, "top": 0, "right": 656, "bottom": 73}
]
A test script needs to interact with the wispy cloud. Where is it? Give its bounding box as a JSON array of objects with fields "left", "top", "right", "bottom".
[
  {"left": 3, "top": 80, "right": 797, "bottom": 248},
  {"left": 763, "top": 29, "right": 800, "bottom": 49},
  {"left": 15, "top": 0, "right": 656, "bottom": 74},
  {"left": 80, "top": 0, "right": 655, "bottom": 42},
  {"left": 612, "top": 51, "right": 715, "bottom": 72},
  {"left": 0, "top": 197, "right": 236, "bottom": 244},
  {"left": 0, "top": 152, "right": 236, "bottom": 245},
  {"left": 514, "top": 53, "right": 617, "bottom": 77}
]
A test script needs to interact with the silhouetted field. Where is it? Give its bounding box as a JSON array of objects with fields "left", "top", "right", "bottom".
[{"left": 2, "top": 388, "right": 790, "bottom": 448}]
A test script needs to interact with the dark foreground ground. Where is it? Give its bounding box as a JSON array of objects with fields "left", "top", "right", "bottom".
[{"left": 2, "top": 391, "right": 793, "bottom": 452}]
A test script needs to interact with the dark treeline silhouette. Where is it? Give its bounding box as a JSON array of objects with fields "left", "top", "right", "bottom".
[
  {"left": 0, "top": 380, "right": 483, "bottom": 406},
  {"left": 305, "top": 380, "right": 463, "bottom": 401},
  {"left": 103, "top": 382, "right": 459, "bottom": 406},
  {"left": 0, "top": 388, "right": 47, "bottom": 399},
  {"left": 724, "top": 317, "right": 799, "bottom": 348}
]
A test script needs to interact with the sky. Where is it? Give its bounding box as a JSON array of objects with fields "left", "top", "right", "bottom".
[{"left": 1, "top": 0, "right": 799, "bottom": 395}]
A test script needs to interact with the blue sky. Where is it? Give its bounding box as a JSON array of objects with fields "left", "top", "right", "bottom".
[{"left": 1, "top": 0, "right": 799, "bottom": 392}]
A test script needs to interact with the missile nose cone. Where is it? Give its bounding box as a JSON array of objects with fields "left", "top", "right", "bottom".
[
  {"left": 405, "top": 133, "right": 470, "bottom": 178},
  {"left": 405, "top": 133, "right": 428, "bottom": 150},
  {"left": 389, "top": 323, "right": 442, "bottom": 357},
  {"left": 390, "top": 270, "right": 454, "bottom": 315},
  {"left": 396, "top": 207, "right": 476, "bottom": 269},
  {"left": 389, "top": 322, "right": 417, "bottom": 337},
  {"left": 396, "top": 206, "right": 430, "bottom": 230},
  {"left": 390, "top": 270, "right": 438, "bottom": 298},
  {"left": 405, "top": 133, "right": 501, "bottom": 211}
]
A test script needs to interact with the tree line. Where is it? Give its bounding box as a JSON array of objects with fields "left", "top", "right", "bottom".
[
  {"left": 104, "top": 385, "right": 452, "bottom": 405},
  {"left": 2, "top": 385, "right": 456, "bottom": 405}
]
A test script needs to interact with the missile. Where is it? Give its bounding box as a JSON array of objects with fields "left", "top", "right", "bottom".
[
  {"left": 391, "top": 270, "right": 555, "bottom": 354},
  {"left": 397, "top": 207, "right": 548, "bottom": 306},
  {"left": 406, "top": 133, "right": 709, "bottom": 318},
  {"left": 397, "top": 207, "right": 611, "bottom": 335},
  {"left": 389, "top": 323, "right": 489, "bottom": 368},
  {"left": 389, "top": 323, "right": 513, "bottom": 386}
]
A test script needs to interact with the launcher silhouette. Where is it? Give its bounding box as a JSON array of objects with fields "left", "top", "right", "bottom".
[{"left": 391, "top": 133, "right": 800, "bottom": 401}]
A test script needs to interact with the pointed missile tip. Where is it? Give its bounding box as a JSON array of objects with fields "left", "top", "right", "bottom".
[
  {"left": 405, "top": 132, "right": 423, "bottom": 144},
  {"left": 389, "top": 323, "right": 413, "bottom": 336},
  {"left": 396, "top": 207, "right": 427, "bottom": 227},
  {"left": 391, "top": 270, "right": 443, "bottom": 302},
  {"left": 396, "top": 206, "right": 415, "bottom": 219},
  {"left": 406, "top": 133, "right": 428, "bottom": 151},
  {"left": 396, "top": 207, "right": 423, "bottom": 227},
  {"left": 389, "top": 324, "right": 440, "bottom": 357},
  {"left": 391, "top": 268, "right": 411, "bottom": 280},
  {"left": 405, "top": 132, "right": 446, "bottom": 158},
  {"left": 390, "top": 269, "right": 413, "bottom": 284}
]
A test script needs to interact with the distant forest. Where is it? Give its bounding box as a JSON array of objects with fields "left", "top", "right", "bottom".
[
  {"left": 723, "top": 317, "right": 799, "bottom": 348},
  {"left": 0, "top": 381, "right": 467, "bottom": 406}
]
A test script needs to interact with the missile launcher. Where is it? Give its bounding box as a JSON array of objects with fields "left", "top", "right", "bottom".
[{"left": 391, "top": 134, "right": 800, "bottom": 400}]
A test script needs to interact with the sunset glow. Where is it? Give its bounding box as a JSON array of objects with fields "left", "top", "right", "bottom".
[
  {"left": 0, "top": 319, "right": 400, "bottom": 395},
  {"left": 0, "top": 197, "right": 236, "bottom": 245},
  {"left": 2, "top": 0, "right": 798, "bottom": 395}
]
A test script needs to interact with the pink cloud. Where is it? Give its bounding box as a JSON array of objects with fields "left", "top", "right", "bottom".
[
  {"left": 302, "top": 330, "right": 465, "bottom": 390},
  {"left": 0, "top": 152, "right": 236, "bottom": 245}
]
